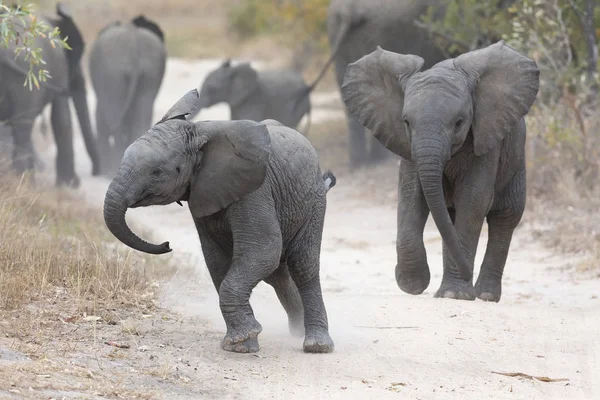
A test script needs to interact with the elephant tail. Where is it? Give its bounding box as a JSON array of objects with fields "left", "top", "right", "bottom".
[
  {"left": 291, "top": 15, "right": 364, "bottom": 114},
  {"left": 323, "top": 170, "right": 336, "bottom": 192}
]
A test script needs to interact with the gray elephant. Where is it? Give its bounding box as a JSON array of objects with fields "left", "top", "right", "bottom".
[
  {"left": 191, "top": 54, "right": 337, "bottom": 134},
  {"left": 89, "top": 15, "right": 166, "bottom": 177},
  {"left": 103, "top": 89, "right": 336, "bottom": 354},
  {"left": 341, "top": 41, "right": 539, "bottom": 302},
  {"left": 327, "top": 0, "right": 513, "bottom": 168},
  {"left": 0, "top": 3, "right": 100, "bottom": 186}
]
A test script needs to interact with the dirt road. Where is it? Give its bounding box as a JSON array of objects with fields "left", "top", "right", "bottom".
[{"left": 31, "top": 58, "right": 600, "bottom": 399}]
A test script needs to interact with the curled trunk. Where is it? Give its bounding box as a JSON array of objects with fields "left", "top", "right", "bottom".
[
  {"left": 414, "top": 136, "right": 472, "bottom": 282},
  {"left": 103, "top": 181, "right": 172, "bottom": 254}
]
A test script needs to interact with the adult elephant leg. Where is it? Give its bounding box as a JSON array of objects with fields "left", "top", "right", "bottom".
[
  {"left": 435, "top": 160, "right": 496, "bottom": 300},
  {"left": 286, "top": 202, "right": 334, "bottom": 353},
  {"left": 475, "top": 168, "right": 526, "bottom": 302},
  {"left": 95, "top": 106, "right": 114, "bottom": 178},
  {"left": 395, "top": 159, "right": 431, "bottom": 294},
  {"left": 11, "top": 120, "right": 36, "bottom": 179},
  {"left": 368, "top": 133, "right": 390, "bottom": 164},
  {"left": 347, "top": 113, "right": 368, "bottom": 169},
  {"left": 264, "top": 263, "right": 305, "bottom": 338},
  {"left": 50, "top": 96, "right": 79, "bottom": 188},
  {"left": 219, "top": 196, "right": 282, "bottom": 353}
]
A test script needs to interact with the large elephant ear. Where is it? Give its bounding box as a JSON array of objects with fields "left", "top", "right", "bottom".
[
  {"left": 341, "top": 46, "right": 424, "bottom": 160},
  {"left": 132, "top": 15, "right": 165, "bottom": 43},
  {"left": 454, "top": 40, "right": 539, "bottom": 156},
  {"left": 54, "top": 2, "right": 85, "bottom": 76},
  {"left": 189, "top": 121, "right": 272, "bottom": 217},
  {"left": 158, "top": 89, "right": 200, "bottom": 123},
  {"left": 229, "top": 63, "right": 259, "bottom": 107}
]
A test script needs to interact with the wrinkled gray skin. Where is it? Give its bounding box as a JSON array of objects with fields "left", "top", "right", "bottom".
[
  {"left": 342, "top": 41, "right": 539, "bottom": 302},
  {"left": 0, "top": 3, "right": 100, "bottom": 186},
  {"left": 191, "top": 58, "right": 334, "bottom": 135},
  {"left": 327, "top": 0, "right": 513, "bottom": 168},
  {"left": 89, "top": 16, "right": 166, "bottom": 178},
  {"left": 103, "top": 89, "right": 335, "bottom": 354}
]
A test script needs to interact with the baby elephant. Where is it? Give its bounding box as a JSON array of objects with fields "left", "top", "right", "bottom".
[
  {"left": 103, "top": 89, "right": 336, "bottom": 354},
  {"left": 191, "top": 59, "right": 330, "bottom": 134}
]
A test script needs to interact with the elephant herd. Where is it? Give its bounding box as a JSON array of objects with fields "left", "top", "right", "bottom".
[{"left": 2, "top": 2, "right": 541, "bottom": 355}]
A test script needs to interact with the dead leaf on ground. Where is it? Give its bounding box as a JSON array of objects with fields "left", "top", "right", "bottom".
[{"left": 491, "top": 371, "right": 569, "bottom": 382}]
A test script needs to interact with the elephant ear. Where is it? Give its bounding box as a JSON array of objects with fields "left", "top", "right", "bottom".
[
  {"left": 54, "top": 2, "right": 85, "bottom": 81},
  {"left": 454, "top": 40, "right": 539, "bottom": 156},
  {"left": 229, "top": 63, "right": 259, "bottom": 107},
  {"left": 341, "top": 46, "right": 424, "bottom": 160},
  {"left": 132, "top": 15, "right": 165, "bottom": 43},
  {"left": 157, "top": 89, "right": 200, "bottom": 123},
  {"left": 189, "top": 121, "right": 272, "bottom": 217}
]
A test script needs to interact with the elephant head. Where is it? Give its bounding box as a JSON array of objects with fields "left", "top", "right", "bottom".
[
  {"left": 103, "top": 89, "right": 271, "bottom": 254},
  {"left": 341, "top": 41, "right": 539, "bottom": 282},
  {"left": 49, "top": 2, "right": 101, "bottom": 175},
  {"left": 192, "top": 60, "right": 259, "bottom": 118}
]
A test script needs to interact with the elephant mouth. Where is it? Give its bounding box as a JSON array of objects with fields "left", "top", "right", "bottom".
[{"left": 130, "top": 184, "right": 191, "bottom": 209}]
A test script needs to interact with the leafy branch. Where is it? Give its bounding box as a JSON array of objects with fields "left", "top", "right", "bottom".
[{"left": 0, "top": 2, "right": 71, "bottom": 90}]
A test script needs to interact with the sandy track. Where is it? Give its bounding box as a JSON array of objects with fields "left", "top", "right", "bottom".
[{"left": 28, "top": 58, "right": 600, "bottom": 399}]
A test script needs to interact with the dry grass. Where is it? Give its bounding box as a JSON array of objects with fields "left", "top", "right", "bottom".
[{"left": 0, "top": 162, "right": 175, "bottom": 313}]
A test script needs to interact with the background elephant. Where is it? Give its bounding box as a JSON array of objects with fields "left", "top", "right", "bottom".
[
  {"left": 327, "top": 0, "right": 513, "bottom": 168},
  {"left": 103, "top": 89, "right": 336, "bottom": 354},
  {"left": 191, "top": 53, "right": 338, "bottom": 134},
  {"left": 89, "top": 15, "right": 166, "bottom": 177},
  {"left": 0, "top": 3, "right": 100, "bottom": 186},
  {"left": 341, "top": 42, "right": 539, "bottom": 302}
]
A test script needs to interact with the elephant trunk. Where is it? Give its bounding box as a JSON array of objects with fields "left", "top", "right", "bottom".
[
  {"left": 413, "top": 133, "right": 472, "bottom": 282},
  {"left": 71, "top": 70, "right": 101, "bottom": 175},
  {"left": 103, "top": 180, "right": 172, "bottom": 255}
]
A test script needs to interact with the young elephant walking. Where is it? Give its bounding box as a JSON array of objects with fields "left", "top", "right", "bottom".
[
  {"left": 341, "top": 41, "right": 539, "bottom": 302},
  {"left": 103, "top": 89, "right": 335, "bottom": 353}
]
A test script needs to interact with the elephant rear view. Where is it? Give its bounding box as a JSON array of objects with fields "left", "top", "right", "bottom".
[{"left": 90, "top": 15, "right": 166, "bottom": 177}]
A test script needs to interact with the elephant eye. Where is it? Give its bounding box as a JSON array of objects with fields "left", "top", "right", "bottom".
[
  {"left": 454, "top": 118, "right": 464, "bottom": 130},
  {"left": 403, "top": 118, "right": 410, "bottom": 130},
  {"left": 152, "top": 168, "right": 162, "bottom": 176},
  {"left": 176, "top": 167, "right": 181, "bottom": 174}
]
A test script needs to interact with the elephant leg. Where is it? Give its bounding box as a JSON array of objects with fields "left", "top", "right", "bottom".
[
  {"left": 263, "top": 263, "right": 305, "bottom": 338},
  {"left": 287, "top": 204, "right": 334, "bottom": 353},
  {"left": 475, "top": 168, "right": 526, "bottom": 302},
  {"left": 95, "top": 108, "right": 114, "bottom": 178},
  {"left": 395, "top": 160, "right": 431, "bottom": 294},
  {"left": 11, "top": 120, "right": 35, "bottom": 179},
  {"left": 368, "top": 134, "right": 390, "bottom": 164},
  {"left": 435, "top": 165, "right": 495, "bottom": 300},
  {"left": 347, "top": 113, "right": 368, "bottom": 169},
  {"left": 195, "top": 220, "right": 232, "bottom": 291},
  {"left": 219, "top": 200, "right": 282, "bottom": 353},
  {"left": 50, "top": 96, "right": 79, "bottom": 188}
]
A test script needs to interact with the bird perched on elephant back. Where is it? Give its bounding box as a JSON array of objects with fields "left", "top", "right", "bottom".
[
  {"left": 103, "top": 89, "right": 336, "bottom": 354},
  {"left": 191, "top": 42, "right": 342, "bottom": 136},
  {"left": 89, "top": 15, "right": 166, "bottom": 177},
  {"left": 327, "top": 0, "right": 515, "bottom": 168},
  {"left": 342, "top": 41, "right": 539, "bottom": 302},
  {"left": 0, "top": 2, "right": 101, "bottom": 186}
]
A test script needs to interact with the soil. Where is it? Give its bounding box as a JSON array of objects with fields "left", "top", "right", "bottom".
[{"left": 1, "top": 58, "right": 598, "bottom": 399}]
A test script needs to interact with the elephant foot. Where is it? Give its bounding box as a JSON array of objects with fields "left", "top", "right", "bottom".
[
  {"left": 475, "top": 276, "right": 502, "bottom": 303},
  {"left": 92, "top": 164, "right": 101, "bottom": 177},
  {"left": 221, "top": 319, "right": 262, "bottom": 353},
  {"left": 396, "top": 264, "right": 430, "bottom": 295},
  {"left": 434, "top": 279, "right": 475, "bottom": 301},
  {"left": 288, "top": 315, "right": 305, "bottom": 338},
  {"left": 56, "top": 174, "right": 80, "bottom": 189},
  {"left": 303, "top": 327, "right": 334, "bottom": 353}
]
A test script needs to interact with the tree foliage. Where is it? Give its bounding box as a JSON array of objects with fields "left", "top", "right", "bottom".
[
  {"left": 228, "top": 0, "right": 329, "bottom": 50},
  {"left": 0, "top": 1, "right": 70, "bottom": 90}
]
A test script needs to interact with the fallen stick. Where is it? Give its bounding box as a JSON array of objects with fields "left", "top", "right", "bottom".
[
  {"left": 491, "top": 371, "right": 570, "bottom": 383},
  {"left": 354, "top": 326, "right": 419, "bottom": 330},
  {"left": 104, "top": 341, "right": 130, "bottom": 349}
]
